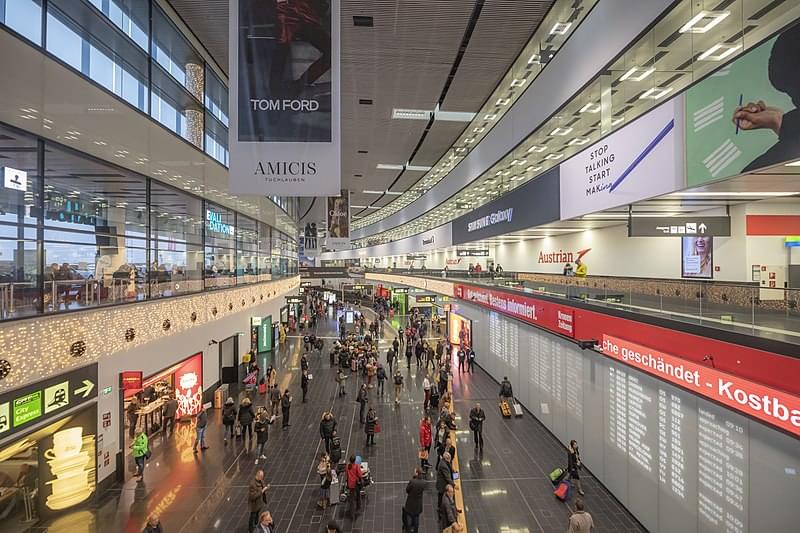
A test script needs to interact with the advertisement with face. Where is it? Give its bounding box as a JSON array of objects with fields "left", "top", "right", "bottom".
[
  {"left": 686, "top": 23, "right": 800, "bottom": 186},
  {"left": 681, "top": 236, "right": 713, "bottom": 279},
  {"left": 229, "top": 0, "right": 340, "bottom": 195},
  {"left": 326, "top": 190, "right": 350, "bottom": 249},
  {"left": 559, "top": 96, "right": 685, "bottom": 220}
]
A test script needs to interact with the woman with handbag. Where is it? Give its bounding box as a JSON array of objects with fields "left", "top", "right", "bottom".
[
  {"left": 365, "top": 406, "right": 379, "bottom": 446},
  {"left": 345, "top": 455, "right": 363, "bottom": 518}
]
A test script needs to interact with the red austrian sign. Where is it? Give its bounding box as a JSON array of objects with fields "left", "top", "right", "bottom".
[
  {"left": 602, "top": 335, "right": 800, "bottom": 437},
  {"left": 453, "top": 283, "right": 575, "bottom": 338}
]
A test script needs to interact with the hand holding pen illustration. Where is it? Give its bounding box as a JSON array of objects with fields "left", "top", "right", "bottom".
[{"left": 732, "top": 99, "right": 784, "bottom": 136}]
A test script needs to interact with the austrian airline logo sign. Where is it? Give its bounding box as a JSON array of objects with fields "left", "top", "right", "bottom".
[
  {"left": 602, "top": 335, "right": 800, "bottom": 437},
  {"left": 538, "top": 248, "right": 591, "bottom": 264}
]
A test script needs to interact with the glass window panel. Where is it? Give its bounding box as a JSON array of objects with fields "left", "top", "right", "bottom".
[
  {"left": 88, "top": 0, "right": 148, "bottom": 51},
  {"left": 46, "top": 11, "right": 83, "bottom": 71},
  {"left": 204, "top": 68, "right": 229, "bottom": 127},
  {"left": 151, "top": 5, "right": 204, "bottom": 100},
  {"left": 205, "top": 245, "right": 235, "bottom": 289},
  {"left": 205, "top": 112, "right": 229, "bottom": 166},
  {"left": 1, "top": 0, "right": 43, "bottom": 44},
  {"left": 204, "top": 202, "right": 234, "bottom": 248}
]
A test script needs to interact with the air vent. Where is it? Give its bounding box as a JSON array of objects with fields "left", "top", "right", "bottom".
[
  {"left": 353, "top": 16, "right": 373, "bottom": 27},
  {"left": 358, "top": 98, "right": 373, "bottom": 105},
  {"left": 358, "top": 150, "right": 368, "bottom": 154},
  {"left": 353, "top": 174, "right": 363, "bottom": 178}
]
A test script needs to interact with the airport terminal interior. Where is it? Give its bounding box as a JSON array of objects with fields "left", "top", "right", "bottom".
[{"left": 0, "top": 0, "right": 799, "bottom": 532}]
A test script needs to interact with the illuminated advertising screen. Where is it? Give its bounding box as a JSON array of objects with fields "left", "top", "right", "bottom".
[
  {"left": 681, "top": 236, "right": 713, "bottom": 279},
  {"left": 448, "top": 313, "right": 472, "bottom": 349},
  {"left": 259, "top": 315, "right": 273, "bottom": 353}
]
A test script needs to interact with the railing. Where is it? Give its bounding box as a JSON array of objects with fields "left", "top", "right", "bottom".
[{"left": 365, "top": 268, "right": 800, "bottom": 345}]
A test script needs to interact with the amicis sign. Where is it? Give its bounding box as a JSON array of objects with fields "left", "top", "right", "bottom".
[{"left": 602, "top": 335, "right": 800, "bottom": 437}]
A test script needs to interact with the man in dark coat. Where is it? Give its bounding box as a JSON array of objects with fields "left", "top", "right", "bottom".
[
  {"left": 247, "top": 469, "right": 270, "bottom": 533},
  {"left": 402, "top": 468, "right": 426, "bottom": 533}
]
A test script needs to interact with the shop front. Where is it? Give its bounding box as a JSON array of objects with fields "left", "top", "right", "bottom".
[
  {"left": 0, "top": 365, "right": 98, "bottom": 531},
  {"left": 121, "top": 353, "right": 203, "bottom": 451}
]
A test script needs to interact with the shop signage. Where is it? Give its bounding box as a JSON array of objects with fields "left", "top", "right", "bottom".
[
  {"left": 453, "top": 283, "right": 575, "bottom": 338},
  {"left": 206, "top": 209, "right": 234, "bottom": 236},
  {"left": 452, "top": 167, "right": 560, "bottom": 244},
  {"left": 457, "top": 249, "right": 489, "bottom": 257},
  {"left": 300, "top": 281, "right": 312, "bottom": 287},
  {"left": 628, "top": 216, "right": 731, "bottom": 237},
  {"left": 406, "top": 254, "right": 426, "bottom": 260},
  {"left": 326, "top": 190, "right": 350, "bottom": 249},
  {"left": 229, "top": 0, "right": 341, "bottom": 196},
  {"left": 3, "top": 166, "right": 27, "bottom": 191},
  {"left": 414, "top": 295, "right": 436, "bottom": 304},
  {"left": 120, "top": 371, "right": 143, "bottom": 392},
  {"left": 560, "top": 96, "right": 685, "bottom": 220},
  {"left": 259, "top": 315, "right": 273, "bottom": 353},
  {"left": 0, "top": 364, "right": 97, "bottom": 440},
  {"left": 392, "top": 287, "right": 409, "bottom": 294},
  {"left": 601, "top": 335, "right": 800, "bottom": 437},
  {"left": 446, "top": 258, "right": 462, "bottom": 265}
]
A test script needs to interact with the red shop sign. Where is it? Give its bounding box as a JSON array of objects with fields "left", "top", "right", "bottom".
[
  {"left": 120, "top": 371, "right": 143, "bottom": 391},
  {"left": 453, "top": 284, "right": 575, "bottom": 338},
  {"left": 602, "top": 335, "right": 800, "bottom": 437}
]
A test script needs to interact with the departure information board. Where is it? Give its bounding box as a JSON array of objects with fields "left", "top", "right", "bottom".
[{"left": 459, "top": 301, "right": 797, "bottom": 533}]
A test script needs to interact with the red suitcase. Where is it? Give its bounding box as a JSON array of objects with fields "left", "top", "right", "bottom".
[{"left": 554, "top": 478, "right": 571, "bottom": 502}]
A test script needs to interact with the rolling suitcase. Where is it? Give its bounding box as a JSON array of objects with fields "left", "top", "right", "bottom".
[
  {"left": 499, "top": 400, "right": 512, "bottom": 418},
  {"left": 512, "top": 399, "right": 523, "bottom": 417},
  {"left": 554, "top": 478, "right": 572, "bottom": 502},
  {"left": 549, "top": 467, "right": 566, "bottom": 485}
]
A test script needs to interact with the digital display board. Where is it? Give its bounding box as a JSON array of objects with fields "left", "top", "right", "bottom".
[{"left": 456, "top": 301, "right": 798, "bottom": 533}]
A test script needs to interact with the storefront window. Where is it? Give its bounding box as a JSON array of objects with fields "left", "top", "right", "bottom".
[
  {"left": 204, "top": 203, "right": 235, "bottom": 289},
  {"left": 150, "top": 182, "right": 204, "bottom": 297},
  {"left": 236, "top": 214, "right": 258, "bottom": 285},
  {"left": 87, "top": 0, "right": 148, "bottom": 52},
  {"left": 43, "top": 145, "right": 148, "bottom": 311},
  {"left": 204, "top": 68, "right": 229, "bottom": 127}
]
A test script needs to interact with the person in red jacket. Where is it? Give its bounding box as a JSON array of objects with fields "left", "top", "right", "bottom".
[
  {"left": 345, "top": 455, "right": 363, "bottom": 518},
  {"left": 419, "top": 415, "right": 432, "bottom": 471}
]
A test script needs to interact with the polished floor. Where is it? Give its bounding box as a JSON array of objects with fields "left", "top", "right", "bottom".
[{"left": 32, "top": 313, "right": 645, "bottom": 532}]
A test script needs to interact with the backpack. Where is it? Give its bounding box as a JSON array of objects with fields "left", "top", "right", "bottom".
[
  {"left": 377, "top": 367, "right": 386, "bottom": 380},
  {"left": 394, "top": 374, "right": 403, "bottom": 385}
]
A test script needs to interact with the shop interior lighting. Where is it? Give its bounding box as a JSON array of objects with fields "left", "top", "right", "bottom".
[
  {"left": 406, "top": 165, "right": 432, "bottom": 172},
  {"left": 544, "top": 153, "right": 564, "bottom": 160},
  {"left": 679, "top": 10, "right": 730, "bottom": 34},
  {"left": 619, "top": 66, "right": 655, "bottom": 82},
  {"left": 549, "top": 127, "right": 573, "bottom": 136},
  {"left": 496, "top": 98, "right": 511, "bottom": 106},
  {"left": 473, "top": 127, "right": 485, "bottom": 134},
  {"left": 391, "top": 108, "right": 430, "bottom": 120},
  {"left": 579, "top": 102, "right": 601, "bottom": 113},
  {"left": 568, "top": 137, "right": 590, "bottom": 146},
  {"left": 550, "top": 21, "right": 572, "bottom": 35},
  {"left": 639, "top": 87, "right": 673, "bottom": 100},
  {"left": 698, "top": 42, "right": 742, "bottom": 61},
  {"left": 484, "top": 113, "right": 497, "bottom": 120}
]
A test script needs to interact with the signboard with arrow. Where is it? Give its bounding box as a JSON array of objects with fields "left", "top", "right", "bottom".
[
  {"left": 0, "top": 363, "right": 97, "bottom": 441},
  {"left": 628, "top": 216, "right": 731, "bottom": 237}
]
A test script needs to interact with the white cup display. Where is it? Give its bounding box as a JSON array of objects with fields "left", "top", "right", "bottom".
[{"left": 44, "top": 427, "right": 95, "bottom": 511}]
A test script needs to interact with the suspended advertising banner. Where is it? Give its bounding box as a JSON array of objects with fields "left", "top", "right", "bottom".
[
  {"left": 229, "top": 0, "right": 340, "bottom": 196},
  {"left": 326, "top": 190, "right": 349, "bottom": 249}
]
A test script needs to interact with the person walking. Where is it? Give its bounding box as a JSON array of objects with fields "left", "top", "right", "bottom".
[
  {"left": 419, "top": 415, "right": 432, "bottom": 470},
  {"left": 439, "top": 483, "right": 462, "bottom": 532},
  {"left": 469, "top": 402, "right": 486, "bottom": 451},
  {"left": 326, "top": 520, "right": 342, "bottom": 533},
  {"left": 193, "top": 404, "right": 209, "bottom": 453},
  {"left": 301, "top": 369, "right": 310, "bottom": 403},
  {"left": 387, "top": 346, "right": 396, "bottom": 375},
  {"left": 567, "top": 499, "right": 594, "bottom": 532},
  {"left": 162, "top": 394, "right": 178, "bottom": 436},
  {"left": 434, "top": 420, "right": 448, "bottom": 468},
  {"left": 247, "top": 470, "right": 270, "bottom": 533},
  {"left": 222, "top": 397, "right": 237, "bottom": 444},
  {"left": 281, "top": 389, "right": 292, "bottom": 429},
  {"left": 335, "top": 369, "right": 348, "bottom": 397},
  {"left": 143, "top": 513, "right": 163, "bottom": 532},
  {"left": 415, "top": 341, "right": 423, "bottom": 368},
  {"left": 269, "top": 385, "right": 281, "bottom": 417},
  {"left": 457, "top": 347, "right": 466, "bottom": 373},
  {"left": 436, "top": 452, "right": 454, "bottom": 511},
  {"left": 345, "top": 455, "right": 364, "bottom": 518},
  {"left": 131, "top": 429, "right": 149, "bottom": 480},
  {"left": 422, "top": 375, "right": 432, "bottom": 410},
  {"left": 255, "top": 510, "right": 275, "bottom": 532},
  {"left": 402, "top": 468, "right": 426, "bottom": 533},
  {"left": 238, "top": 397, "right": 256, "bottom": 448},
  {"left": 356, "top": 384, "right": 368, "bottom": 424},
  {"left": 438, "top": 367, "right": 449, "bottom": 398},
  {"left": 393, "top": 368, "right": 404, "bottom": 405},
  {"left": 376, "top": 363, "right": 386, "bottom": 396},
  {"left": 319, "top": 411, "right": 337, "bottom": 454},
  {"left": 405, "top": 342, "right": 413, "bottom": 369},
  {"left": 568, "top": 440, "right": 586, "bottom": 496},
  {"left": 499, "top": 376, "right": 513, "bottom": 401},
  {"left": 467, "top": 347, "right": 476, "bottom": 373},
  {"left": 365, "top": 406, "right": 378, "bottom": 446},
  {"left": 254, "top": 409, "right": 272, "bottom": 461}
]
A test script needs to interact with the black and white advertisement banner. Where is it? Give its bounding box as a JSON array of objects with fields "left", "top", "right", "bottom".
[
  {"left": 326, "top": 189, "right": 349, "bottom": 249},
  {"left": 229, "top": 0, "right": 340, "bottom": 196}
]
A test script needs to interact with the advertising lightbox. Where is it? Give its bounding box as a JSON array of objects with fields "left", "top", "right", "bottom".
[{"left": 681, "top": 236, "right": 713, "bottom": 279}]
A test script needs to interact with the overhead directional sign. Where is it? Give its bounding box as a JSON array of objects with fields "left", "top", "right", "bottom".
[
  {"left": 0, "top": 363, "right": 97, "bottom": 441},
  {"left": 628, "top": 216, "right": 731, "bottom": 237},
  {"left": 456, "top": 249, "right": 489, "bottom": 257},
  {"left": 392, "top": 287, "right": 409, "bottom": 294},
  {"left": 285, "top": 296, "right": 304, "bottom": 304}
]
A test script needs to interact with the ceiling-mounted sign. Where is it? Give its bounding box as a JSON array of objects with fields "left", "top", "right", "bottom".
[
  {"left": 628, "top": 216, "right": 731, "bottom": 237},
  {"left": 406, "top": 254, "right": 426, "bottom": 260},
  {"left": 414, "top": 295, "right": 436, "bottom": 304},
  {"left": 285, "top": 296, "right": 303, "bottom": 304},
  {"left": 0, "top": 364, "right": 97, "bottom": 440},
  {"left": 560, "top": 96, "right": 685, "bottom": 220},
  {"left": 456, "top": 249, "right": 489, "bottom": 257},
  {"left": 228, "top": 0, "right": 340, "bottom": 196},
  {"left": 451, "top": 167, "right": 560, "bottom": 244},
  {"left": 392, "top": 287, "right": 409, "bottom": 294},
  {"left": 300, "top": 281, "right": 312, "bottom": 288},
  {"left": 326, "top": 190, "right": 350, "bottom": 250},
  {"left": 3, "top": 167, "right": 27, "bottom": 191}
]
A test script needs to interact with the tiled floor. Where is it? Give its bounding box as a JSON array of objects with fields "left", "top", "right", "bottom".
[{"left": 31, "top": 312, "right": 646, "bottom": 532}]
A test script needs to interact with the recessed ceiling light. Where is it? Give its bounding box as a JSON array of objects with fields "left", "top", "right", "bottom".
[
  {"left": 362, "top": 190, "right": 385, "bottom": 195},
  {"left": 496, "top": 98, "right": 511, "bottom": 106},
  {"left": 544, "top": 153, "right": 564, "bottom": 160},
  {"left": 679, "top": 10, "right": 730, "bottom": 34},
  {"left": 392, "top": 108, "right": 430, "bottom": 120},
  {"left": 526, "top": 166, "right": 542, "bottom": 173},
  {"left": 350, "top": 205, "right": 368, "bottom": 209},
  {"left": 511, "top": 79, "right": 526, "bottom": 88},
  {"left": 376, "top": 164, "right": 404, "bottom": 170},
  {"left": 568, "top": 137, "right": 590, "bottom": 146},
  {"left": 527, "top": 53, "right": 541, "bottom": 65},
  {"left": 527, "top": 145, "right": 546, "bottom": 153},
  {"left": 384, "top": 191, "right": 402, "bottom": 196},
  {"left": 473, "top": 127, "right": 485, "bottom": 134},
  {"left": 698, "top": 42, "right": 742, "bottom": 61},
  {"left": 549, "top": 127, "right": 573, "bottom": 136},
  {"left": 434, "top": 108, "right": 476, "bottom": 122},
  {"left": 484, "top": 113, "right": 497, "bottom": 120},
  {"left": 639, "top": 87, "right": 673, "bottom": 100},
  {"left": 579, "top": 102, "right": 601, "bottom": 114},
  {"left": 550, "top": 21, "right": 572, "bottom": 35},
  {"left": 619, "top": 66, "right": 655, "bottom": 82},
  {"left": 785, "top": 161, "right": 800, "bottom": 167}
]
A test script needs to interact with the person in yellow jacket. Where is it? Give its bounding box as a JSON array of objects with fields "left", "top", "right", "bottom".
[{"left": 574, "top": 258, "right": 588, "bottom": 278}]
